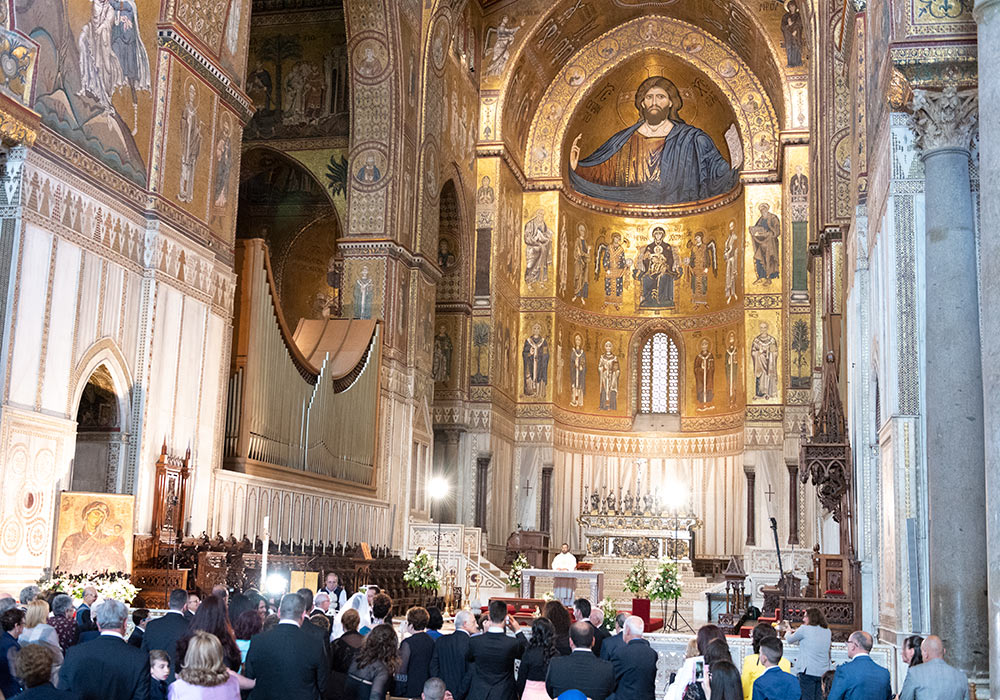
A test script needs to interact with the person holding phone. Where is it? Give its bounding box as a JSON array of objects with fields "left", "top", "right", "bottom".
[{"left": 465, "top": 601, "right": 526, "bottom": 700}]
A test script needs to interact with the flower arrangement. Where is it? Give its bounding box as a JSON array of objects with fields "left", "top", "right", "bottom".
[
  {"left": 403, "top": 550, "right": 441, "bottom": 591},
  {"left": 623, "top": 558, "right": 651, "bottom": 597},
  {"left": 39, "top": 571, "right": 140, "bottom": 605},
  {"left": 541, "top": 590, "right": 557, "bottom": 603},
  {"left": 505, "top": 552, "right": 528, "bottom": 590},
  {"left": 646, "top": 560, "right": 682, "bottom": 602},
  {"left": 597, "top": 597, "right": 618, "bottom": 632}
]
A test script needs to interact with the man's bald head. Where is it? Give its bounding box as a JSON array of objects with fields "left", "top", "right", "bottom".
[
  {"left": 847, "top": 630, "right": 873, "bottom": 658},
  {"left": 921, "top": 635, "right": 945, "bottom": 660}
]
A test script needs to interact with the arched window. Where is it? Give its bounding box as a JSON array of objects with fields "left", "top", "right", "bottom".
[{"left": 639, "top": 332, "right": 680, "bottom": 414}]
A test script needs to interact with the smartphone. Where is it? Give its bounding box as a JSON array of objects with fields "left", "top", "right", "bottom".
[{"left": 694, "top": 660, "right": 705, "bottom": 682}]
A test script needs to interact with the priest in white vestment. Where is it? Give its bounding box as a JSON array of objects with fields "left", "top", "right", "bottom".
[{"left": 551, "top": 543, "right": 578, "bottom": 605}]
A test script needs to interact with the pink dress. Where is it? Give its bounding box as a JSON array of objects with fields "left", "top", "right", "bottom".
[
  {"left": 521, "top": 680, "right": 552, "bottom": 700},
  {"left": 168, "top": 675, "right": 241, "bottom": 700}
]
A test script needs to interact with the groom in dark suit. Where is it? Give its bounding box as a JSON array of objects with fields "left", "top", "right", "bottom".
[{"left": 466, "top": 600, "right": 527, "bottom": 700}]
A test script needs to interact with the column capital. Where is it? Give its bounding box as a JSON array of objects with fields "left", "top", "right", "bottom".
[
  {"left": 909, "top": 85, "right": 978, "bottom": 154},
  {"left": 974, "top": 0, "right": 1000, "bottom": 21}
]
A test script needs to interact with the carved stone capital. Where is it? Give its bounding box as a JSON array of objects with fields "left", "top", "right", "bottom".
[{"left": 909, "top": 86, "right": 978, "bottom": 154}]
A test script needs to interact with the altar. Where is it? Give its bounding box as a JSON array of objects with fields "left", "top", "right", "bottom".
[{"left": 520, "top": 568, "right": 604, "bottom": 603}]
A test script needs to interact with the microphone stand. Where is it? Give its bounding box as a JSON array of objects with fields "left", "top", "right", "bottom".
[{"left": 769, "top": 517, "right": 786, "bottom": 622}]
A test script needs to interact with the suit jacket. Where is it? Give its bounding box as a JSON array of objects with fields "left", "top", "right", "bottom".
[
  {"left": 302, "top": 614, "right": 331, "bottom": 658},
  {"left": 545, "top": 649, "right": 615, "bottom": 700},
  {"left": 752, "top": 666, "right": 802, "bottom": 700},
  {"left": 127, "top": 627, "right": 143, "bottom": 648},
  {"left": 74, "top": 605, "right": 95, "bottom": 633},
  {"left": 0, "top": 631, "right": 21, "bottom": 698},
  {"left": 245, "top": 622, "right": 329, "bottom": 700},
  {"left": 826, "top": 655, "right": 891, "bottom": 700},
  {"left": 600, "top": 632, "right": 625, "bottom": 662},
  {"left": 610, "top": 638, "right": 658, "bottom": 700},
  {"left": 430, "top": 630, "right": 473, "bottom": 700},
  {"left": 16, "top": 682, "right": 83, "bottom": 699},
  {"left": 141, "top": 611, "right": 189, "bottom": 682},
  {"left": 466, "top": 630, "right": 527, "bottom": 700},
  {"left": 590, "top": 622, "right": 611, "bottom": 657},
  {"left": 59, "top": 634, "right": 150, "bottom": 700},
  {"left": 898, "top": 657, "right": 969, "bottom": 700}
]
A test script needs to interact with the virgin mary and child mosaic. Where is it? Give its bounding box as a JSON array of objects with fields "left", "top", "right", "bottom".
[{"left": 569, "top": 76, "right": 742, "bottom": 206}]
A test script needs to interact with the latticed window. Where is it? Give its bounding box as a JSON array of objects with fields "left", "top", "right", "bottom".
[{"left": 640, "top": 333, "right": 680, "bottom": 414}]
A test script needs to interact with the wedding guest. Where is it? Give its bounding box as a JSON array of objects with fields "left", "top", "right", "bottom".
[
  {"left": 73, "top": 589, "right": 97, "bottom": 636},
  {"left": 709, "top": 661, "right": 745, "bottom": 700},
  {"left": 901, "top": 636, "right": 923, "bottom": 667},
  {"left": 150, "top": 649, "right": 171, "bottom": 700},
  {"left": 167, "top": 630, "right": 240, "bottom": 700},
  {"left": 426, "top": 608, "right": 444, "bottom": 640},
  {"left": 608, "top": 616, "right": 657, "bottom": 700},
  {"left": 598, "top": 613, "right": 627, "bottom": 662},
  {"left": 785, "top": 609, "right": 831, "bottom": 700},
  {"left": 330, "top": 610, "right": 365, "bottom": 700},
  {"left": 46, "top": 596, "right": 78, "bottom": 652},
  {"left": 516, "top": 617, "right": 558, "bottom": 699},
  {"left": 395, "top": 607, "right": 434, "bottom": 698},
  {"left": 1, "top": 607, "right": 25, "bottom": 698},
  {"left": 177, "top": 596, "right": 242, "bottom": 673},
  {"left": 544, "top": 622, "right": 614, "bottom": 700},
  {"left": 429, "top": 610, "right": 477, "bottom": 700},
  {"left": 19, "top": 600, "right": 63, "bottom": 685},
  {"left": 750, "top": 638, "right": 800, "bottom": 700},
  {"left": 233, "top": 610, "right": 262, "bottom": 666},
  {"left": 186, "top": 595, "right": 201, "bottom": 621},
  {"left": 244, "top": 593, "right": 328, "bottom": 699},
  {"left": 825, "top": 630, "right": 890, "bottom": 700},
  {"left": 12, "top": 643, "right": 80, "bottom": 699},
  {"left": 898, "top": 636, "right": 968, "bottom": 700},
  {"left": 128, "top": 609, "right": 150, "bottom": 648},
  {"left": 542, "top": 601, "right": 572, "bottom": 656},
  {"left": 466, "top": 602, "right": 526, "bottom": 700},
  {"left": 345, "top": 624, "right": 399, "bottom": 700},
  {"left": 59, "top": 599, "right": 150, "bottom": 700},
  {"left": 742, "top": 624, "right": 792, "bottom": 700},
  {"left": 666, "top": 625, "right": 727, "bottom": 700},
  {"left": 19, "top": 587, "right": 40, "bottom": 607},
  {"left": 143, "top": 589, "right": 190, "bottom": 683}
]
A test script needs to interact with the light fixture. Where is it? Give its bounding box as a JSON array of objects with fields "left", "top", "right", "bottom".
[
  {"left": 663, "top": 482, "right": 688, "bottom": 512},
  {"left": 265, "top": 573, "right": 288, "bottom": 597},
  {"left": 428, "top": 476, "right": 450, "bottom": 501}
]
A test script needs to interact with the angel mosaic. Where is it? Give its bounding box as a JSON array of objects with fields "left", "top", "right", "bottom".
[
  {"left": 594, "top": 231, "right": 631, "bottom": 310},
  {"left": 686, "top": 232, "right": 717, "bottom": 308},
  {"left": 484, "top": 16, "right": 524, "bottom": 77}
]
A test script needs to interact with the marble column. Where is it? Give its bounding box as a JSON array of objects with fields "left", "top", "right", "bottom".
[
  {"left": 745, "top": 467, "right": 756, "bottom": 546},
  {"left": 439, "top": 428, "right": 463, "bottom": 523},
  {"left": 975, "top": 0, "right": 1000, "bottom": 693},
  {"left": 786, "top": 463, "right": 799, "bottom": 546},
  {"left": 910, "top": 86, "right": 988, "bottom": 678}
]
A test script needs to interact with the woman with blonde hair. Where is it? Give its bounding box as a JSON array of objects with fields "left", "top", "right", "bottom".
[
  {"left": 168, "top": 630, "right": 240, "bottom": 699},
  {"left": 18, "top": 599, "right": 63, "bottom": 685}
]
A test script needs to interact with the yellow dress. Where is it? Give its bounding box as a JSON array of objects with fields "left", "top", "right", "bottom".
[{"left": 741, "top": 653, "right": 792, "bottom": 700}]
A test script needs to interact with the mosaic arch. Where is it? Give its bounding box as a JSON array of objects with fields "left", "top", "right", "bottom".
[
  {"left": 488, "top": 0, "right": 792, "bottom": 159},
  {"left": 525, "top": 17, "right": 780, "bottom": 184}
]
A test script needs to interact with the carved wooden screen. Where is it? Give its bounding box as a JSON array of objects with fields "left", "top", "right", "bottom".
[{"left": 640, "top": 332, "right": 679, "bottom": 414}]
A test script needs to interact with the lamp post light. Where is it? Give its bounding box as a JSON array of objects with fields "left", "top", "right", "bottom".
[{"left": 428, "top": 476, "right": 450, "bottom": 572}]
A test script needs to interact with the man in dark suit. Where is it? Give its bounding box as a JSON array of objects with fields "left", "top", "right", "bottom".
[
  {"left": 430, "top": 609, "right": 478, "bottom": 700},
  {"left": 545, "top": 621, "right": 615, "bottom": 700},
  {"left": 141, "top": 588, "right": 190, "bottom": 682},
  {"left": 296, "top": 588, "right": 330, "bottom": 657},
  {"left": 600, "top": 613, "right": 627, "bottom": 662},
  {"left": 185, "top": 593, "right": 200, "bottom": 621},
  {"left": 466, "top": 599, "right": 527, "bottom": 700},
  {"left": 74, "top": 587, "right": 98, "bottom": 636},
  {"left": 244, "top": 592, "right": 328, "bottom": 699},
  {"left": 573, "top": 598, "right": 610, "bottom": 658},
  {"left": 59, "top": 599, "right": 150, "bottom": 700},
  {"left": 608, "top": 616, "right": 657, "bottom": 700},
  {"left": 752, "top": 638, "right": 801, "bottom": 700},
  {"left": 827, "top": 630, "right": 891, "bottom": 700},
  {"left": 127, "top": 608, "right": 148, "bottom": 648}
]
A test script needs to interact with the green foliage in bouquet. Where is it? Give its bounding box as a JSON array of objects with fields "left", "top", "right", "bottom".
[
  {"left": 505, "top": 552, "right": 528, "bottom": 590},
  {"left": 40, "top": 571, "right": 140, "bottom": 604},
  {"left": 623, "top": 558, "right": 651, "bottom": 597},
  {"left": 646, "top": 560, "right": 683, "bottom": 602},
  {"left": 403, "top": 550, "right": 441, "bottom": 591}
]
